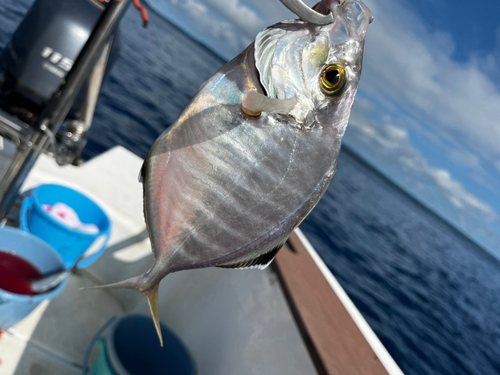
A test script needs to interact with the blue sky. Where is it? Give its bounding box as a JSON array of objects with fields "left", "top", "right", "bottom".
[{"left": 147, "top": 0, "right": 500, "bottom": 257}]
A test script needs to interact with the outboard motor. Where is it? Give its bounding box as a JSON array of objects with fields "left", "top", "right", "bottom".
[
  {"left": 0, "top": 0, "right": 127, "bottom": 220},
  {"left": 0, "top": 0, "right": 106, "bottom": 124}
]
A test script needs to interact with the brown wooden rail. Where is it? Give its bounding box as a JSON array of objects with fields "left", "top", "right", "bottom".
[{"left": 273, "top": 230, "right": 392, "bottom": 375}]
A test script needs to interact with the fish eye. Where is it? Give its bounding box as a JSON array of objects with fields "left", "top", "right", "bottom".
[{"left": 320, "top": 64, "right": 347, "bottom": 95}]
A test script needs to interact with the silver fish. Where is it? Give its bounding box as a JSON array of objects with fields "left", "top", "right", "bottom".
[{"left": 98, "top": 0, "right": 372, "bottom": 345}]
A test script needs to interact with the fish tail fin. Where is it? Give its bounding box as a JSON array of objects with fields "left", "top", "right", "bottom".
[
  {"left": 81, "top": 275, "right": 163, "bottom": 347},
  {"left": 143, "top": 284, "right": 162, "bottom": 347}
]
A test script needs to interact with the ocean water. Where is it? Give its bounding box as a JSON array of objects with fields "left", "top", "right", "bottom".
[
  {"left": 300, "top": 150, "right": 500, "bottom": 375},
  {"left": 1, "top": 2, "right": 500, "bottom": 374}
]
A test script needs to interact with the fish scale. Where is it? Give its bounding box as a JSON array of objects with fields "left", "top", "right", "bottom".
[{"left": 94, "top": 0, "right": 373, "bottom": 346}]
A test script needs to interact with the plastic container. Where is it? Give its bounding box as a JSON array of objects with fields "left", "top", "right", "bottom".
[
  {"left": 20, "top": 184, "right": 111, "bottom": 269},
  {"left": 0, "top": 226, "right": 68, "bottom": 329},
  {"left": 84, "top": 314, "right": 195, "bottom": 375}
]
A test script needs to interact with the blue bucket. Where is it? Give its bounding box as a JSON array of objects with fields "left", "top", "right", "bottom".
[
  {"left": 20, "top": 184, "right": 111, "bottom": 269},
  {"left": 84, "top": 314, "right": 195, "bottom": 375},
  {"left": 0, "top": 227, "right": 68, "bottom": 329}
]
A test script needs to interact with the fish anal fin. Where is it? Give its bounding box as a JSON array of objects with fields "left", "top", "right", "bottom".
[{"left": 217, "top": 241, "right": 286, "bottom": 270}]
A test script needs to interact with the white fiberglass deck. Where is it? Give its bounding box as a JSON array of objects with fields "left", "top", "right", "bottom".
[{"left": 0, "top": 147, "right": 316, "bottom": 375}]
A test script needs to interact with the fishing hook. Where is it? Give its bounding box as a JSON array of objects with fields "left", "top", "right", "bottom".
[{"left": 279, "top": 0, "right": 336, "bottom": 25}]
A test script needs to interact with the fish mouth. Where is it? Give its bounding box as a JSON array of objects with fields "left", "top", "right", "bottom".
[
  {"left": 312, "top": 0, "right": 341, "bottom": 16},
  {"left": 247, "top": 43, "right": 268, "bottom": 98}
]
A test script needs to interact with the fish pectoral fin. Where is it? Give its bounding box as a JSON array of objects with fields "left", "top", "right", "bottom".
[
  {"left": 242, "top": 91, "right": 297, "bottom": 117},
  {"left": 217, "top": 241, "right": 287, "bottom": 270}
]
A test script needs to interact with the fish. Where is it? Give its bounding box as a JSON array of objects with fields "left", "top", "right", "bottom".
[{"left": 96, "top": 0, "right": 372, "bottom": 345}]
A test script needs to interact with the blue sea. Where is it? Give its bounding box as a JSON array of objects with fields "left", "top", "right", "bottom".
[{"left": 1, "top": 2, "right": 500, "bottom": 374}]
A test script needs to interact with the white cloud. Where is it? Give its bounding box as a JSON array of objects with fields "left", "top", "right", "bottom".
[
  {"left": 344, "top": 0, "right": 500, "bottom": 250},
  {"left": 183, "top": 0, "right": 249, "bottom": 52},
  {"left": 351, "top": 121, "right": 408, "bottom": 151},
  {"left": 480, "top": 26, "right": 500, "bottom": 82},
  {"left": 204, "top": 0, "right": 264, "bottom": 35},
  {"left": 347, "top": 100, "right": 497, "bottom": 221},
  {"left": 428, "top": 168, "right": 495, "bottom": 218},
  {"left": 148, "top": 0, "right": 253, "bottom": 58},
  {"left": 361, "top": 0, "right": 500, "bottom": 160},
  {"left": 385, "top": 124, "right": 407, "bottom": 142}
]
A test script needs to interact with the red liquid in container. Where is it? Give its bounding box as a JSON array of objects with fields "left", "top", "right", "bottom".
[{"left": 0, "top": 250, "right": 42, "bottom": 295}]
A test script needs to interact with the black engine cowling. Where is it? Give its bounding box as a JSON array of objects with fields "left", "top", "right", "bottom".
[{"left": 0, "top": 0, "right": 103, "bottom": 123}]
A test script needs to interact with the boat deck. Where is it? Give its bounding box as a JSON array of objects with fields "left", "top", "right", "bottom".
[
  {"left": 0, "top": 147, "right": 316, "bottom": 375},
  {"left": 0, "top": 146, "right": 403, "bottom": 375}
]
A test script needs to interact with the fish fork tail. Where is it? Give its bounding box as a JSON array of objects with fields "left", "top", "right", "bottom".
[
  {"left": 143, "top": 284, "right": 162, "bottom": 347},
  {"left": 82, "top": 275, "right": 164, "bottom": 347}
]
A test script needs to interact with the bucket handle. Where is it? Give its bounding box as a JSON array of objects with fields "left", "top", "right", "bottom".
[
  {"left": 19, "top": 196, "right": 33, "bottom": 232},
  {"left": 77, "top": 225, "right": 112, "bottom": 269},
  {"left": 81, "top": 315, "right": 119, "bottom": 374}
]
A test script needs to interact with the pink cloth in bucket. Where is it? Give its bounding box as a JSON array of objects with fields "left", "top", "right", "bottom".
[{"left": 42, "top": 203, "right": 99, "bottom": 234}]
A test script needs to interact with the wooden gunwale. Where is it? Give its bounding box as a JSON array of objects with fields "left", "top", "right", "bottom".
[{"left": 273, "top": 228, "right": 404, "bottom": 375}]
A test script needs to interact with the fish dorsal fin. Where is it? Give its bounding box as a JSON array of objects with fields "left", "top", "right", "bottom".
[{"left": 217, "top": 241, "right": 286, "bottom": 270}]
